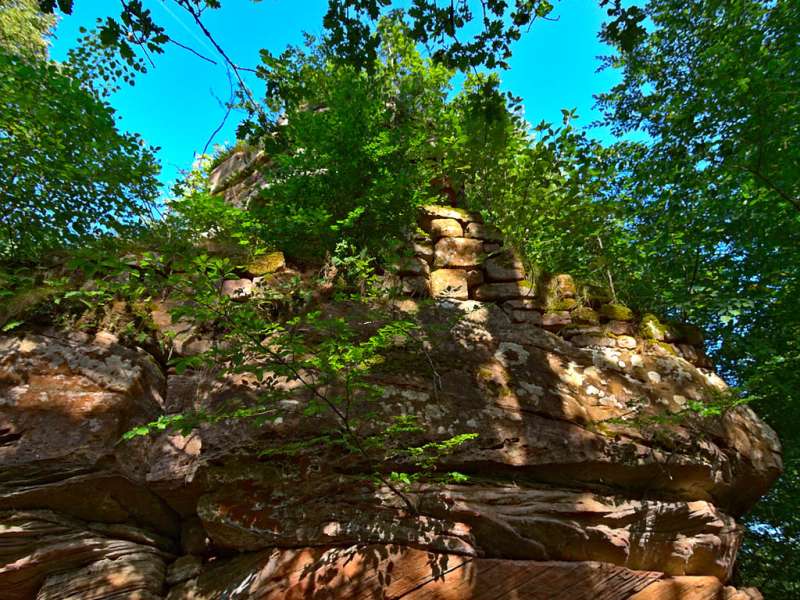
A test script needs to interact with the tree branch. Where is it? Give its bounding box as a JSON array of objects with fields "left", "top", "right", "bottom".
[
  {"left": 173, "top": 0, "right": 266, "bottom": 122},
  {"left": 742, "top": 164, "right": 800, "bottom": 213},
  {"left": 166, "top": 35, "right": 218, "bottom": 65}
]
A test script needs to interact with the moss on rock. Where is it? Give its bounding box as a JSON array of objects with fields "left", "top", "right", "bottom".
[
  {"left": 550, "top": 298, "right": 579, "bottom": 311},
  {"left": 572, "top": 306, "right": 600, "bottom": 325},
  {"left": 600, "top": 303, "right": 634, "bottom": 321},
  {"left": 246, "top": 251, "right": 286, "bottom": 276},
  {"left": 640, "top": 313, "right": 668, "bottom": 341}
]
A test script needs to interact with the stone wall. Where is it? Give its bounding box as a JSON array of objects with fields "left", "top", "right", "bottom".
[{"left": 392, "top": 204, "right": 712, "bottom": 371}]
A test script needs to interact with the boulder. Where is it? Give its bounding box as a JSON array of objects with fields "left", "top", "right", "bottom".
[
  {"left": 165, "top": 545, "right": 662, "bottom": 600},
  {"left": 465, "top": 268, "right": 484, "bottom": 288},
  {"left": 420, "top": 204, "right": 481, "bottom": 224},
  {"left": 542, "top": 310, "right": 571, "bottom": 329},
  {"left": 0, "top": 510, "right": 172, "bottom": 600},
  {"left": 510, "top": 310, "right": 543, "bottom": 324},
  {"left": 402, "top": 275, "right": 431, "bottom": 296},
  {"left": 393, "top": 256, "right": 430, "bottom": 276},
  {"left": 413, "top": 240, "right": 434, "bottom": 262},
  {"left": 0, "top": 276, "right": 781, "bottom": 598},
  {"left": 0, "top": 332, "right": 177, "bottom": 534}
]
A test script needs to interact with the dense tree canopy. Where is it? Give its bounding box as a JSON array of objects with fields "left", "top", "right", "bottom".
[
  {"left": 1, "top": 0, "right": 798, "bottom": 594},
  {"left": 0, "top": 0, "right": 54, "bottom": 59},
  {"left": 596, "top": 2, "right": 799, "bottom": 595},
  {"left": 0, "top": 0, "right": 159, "bottom": 260}
]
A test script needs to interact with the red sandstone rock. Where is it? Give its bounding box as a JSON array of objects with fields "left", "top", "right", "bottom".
[
  {"left": 431, "top": 268, "right": 469, "bottom": 299},
  {"left": 0, "top": 270, "right": 782, "bottom": 598},
  {"left": 433, "top": 237, "right": 485, "bottom": 268},
  {"left": 430, "top": 218, "right": 464, "bottom": 238}
]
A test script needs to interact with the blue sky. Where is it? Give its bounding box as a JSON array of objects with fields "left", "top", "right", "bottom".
[{"left": 50, "top": 0, "right": 622, "bottom": 192}]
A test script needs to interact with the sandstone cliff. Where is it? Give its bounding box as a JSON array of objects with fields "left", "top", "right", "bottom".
[{"left": 0, "top": 154, "right": 782, "bottom": 599}]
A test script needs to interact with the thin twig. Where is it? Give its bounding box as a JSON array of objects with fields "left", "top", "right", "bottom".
[
  {"left": 201, "top": 68, "right": 234, "bottom": 156},
  {"left": 166, "top": 35, "right": 218, "bottom": 64},
  {"left": 173, "top": 0, "right": 266, "bottom": 121}
]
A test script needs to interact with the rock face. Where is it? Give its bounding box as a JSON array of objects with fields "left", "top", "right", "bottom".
[
  {"left": 0, "top": 303, "right": 780, "bottom": 598},
  {"left": 0, "top": 186, "right": 781, "bottom": 597}
]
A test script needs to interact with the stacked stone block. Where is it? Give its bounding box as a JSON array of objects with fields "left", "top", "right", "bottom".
[
  {"left": 207, "top": 146, "right": 715, "bottom": 373},
  {"left": 397, "top": 205, "right": 712, "bottom": 369}
]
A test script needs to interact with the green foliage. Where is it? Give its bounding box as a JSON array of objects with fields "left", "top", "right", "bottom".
[
  {"left": 245, "top": 21, "right": 454, "bottom": 260},
  {"left": 591, "top": 0, "right": 800, "bottom": 592},
  {"left": 243, "top": 21, "right": 621, "bottom": 274},
  {"left": 437, "top": 77, "right": 624, "bottom": 292},
  {"left": 44, "top": 0, "right": 645, "bottom": 78},
  {"left": 0, "top": 48, "right": 160, "bottom": 260},
  {"left": 105, "top": 239, "right": 475, "bottom": 505},
  {"left": 0, "top": 0, "right": 55, "bottom": 60},
  {"left": 65, "top": 24, "right": 148, "bottom": 97},
  {"left": 1, "top": 194, "right": 476, "bottom": 507}
]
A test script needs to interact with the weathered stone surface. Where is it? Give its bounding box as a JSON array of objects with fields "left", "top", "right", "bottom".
[
  {"left": 572, "top": 333, "right": 616, "bottom": 347},
  {"left": 542, "top": 310, "right": 571, "bottom": 328},
  {"left": 411, "top": 485, "right": 743, "bottom": 580},
  {"left": 194, "top": 465, "right": 741, "bottom": 581},
  {"left": 465, "top": 221, "right": 503, "bottom": 241},
  {"left": 244, "top": 251, "right": 285, "bottom": 276},
  {"left": 485, "top": 252, "right": 526, "bottom": 281},
  {"left": 402, "top": 275, "right": 431, "bottom": 296},
  {"left": 420, "top": 204, "right": 481, "bottom": 224},
  {"left": 724, "top": 587, "right": 764, "bottom": 600},
  {"left": 435, "top": 299, "right": 512, "bottom": 328},
  {"left": 166, "top": 555, "right": 203, "bottom": 585},
  {"left": 433, "top": 237, "right": 485, "bottom": 268},
  {"left": 431, "top": 269, "right": 469, "bottom": 299},
  {"left": 465, "top": 268, "right": 484, "bottom": 288},
  {"left": 510, "top": 309, "right": 543, "bottom": 324},
  {"left": 504, "top": 298, "right": 538, "bottom": 310},
  {"left": 208, "top": 150, "right": 254, "bottom": 193},
  {"left": 35, "top": 551, "right": 167, "bottom": 600},
  {"left": 0, "top": 332, "right": 177, "bottom": 533},
  {"left": 630, "top": 576, "right": 727, "bottom": 600},
  {"left": 474, "top": 281, "right": 535, "bottom": 301},
  {"left": 393, "top": 256, "right": 430, "bottom": 276},
  {"left": 197, "top": 474, "right": 474, "bottom": 555},
  {"left": 221, "top": 278, "right": 253, "bottom": 300},
  {"left": 166, "top": 545, "right": 662, "bottom": 600},
  {"left": 0, "top": 510, "right": 172, "bottom": 600},
  {"left": 430, "top": 218, "right": 464, "bottom": 238},
  {"left": 0, "top": 248, "right": 782, "bottom": 599},
  {"left": 607, "top": 320, "right": 637, "bottom": 336},
  {"left": 413, "top": 240, "right": 434, "bottom": 262}
]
